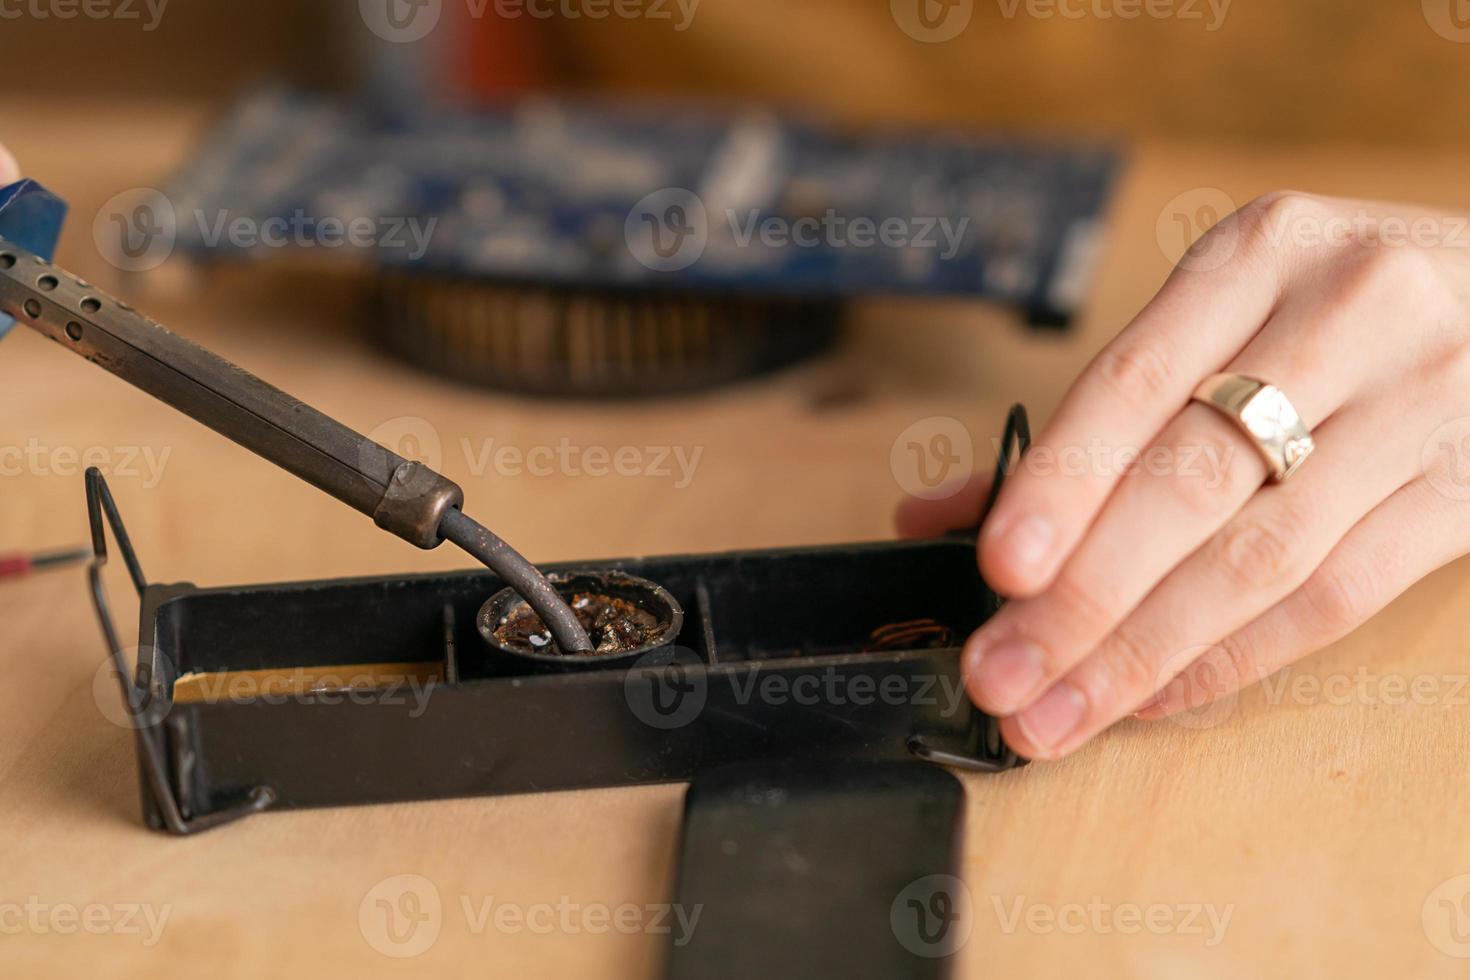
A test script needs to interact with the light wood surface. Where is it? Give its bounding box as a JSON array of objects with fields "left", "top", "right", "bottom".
[
  {"left": 3, "top": 101, "right": 1470, "bottom": 978},
  {"left": 558, "top": 0, "right": 1470, "bottom": 149}
]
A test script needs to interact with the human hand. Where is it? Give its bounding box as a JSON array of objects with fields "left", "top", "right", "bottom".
[
  {"left": 898, "top": 192, "right": 1470, "bottom": 759},
  {"left": 0, "top": 144, "right": 17, "bottom": 184}
]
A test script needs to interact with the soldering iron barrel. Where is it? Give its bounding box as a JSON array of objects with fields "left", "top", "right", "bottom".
[{"left": 0, "top": 237, "right": 460, "bottom": 549}]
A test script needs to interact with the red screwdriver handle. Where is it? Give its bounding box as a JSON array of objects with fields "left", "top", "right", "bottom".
[{"left": 0, "top": 554, "right": 32, "bottom": 579}]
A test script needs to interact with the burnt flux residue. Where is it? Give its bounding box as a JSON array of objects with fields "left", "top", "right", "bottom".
[{"left": 494, "top": 592, "right": 662, "bottom": 656}]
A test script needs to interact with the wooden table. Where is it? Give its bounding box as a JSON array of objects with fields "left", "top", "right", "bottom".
[{"left": 3, "top": 102, "right": 1470, "bottom": 978}]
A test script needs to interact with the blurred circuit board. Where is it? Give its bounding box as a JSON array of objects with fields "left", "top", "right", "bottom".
[{"left": 163, "top": 89, "right": 1117, "bottom": 327}]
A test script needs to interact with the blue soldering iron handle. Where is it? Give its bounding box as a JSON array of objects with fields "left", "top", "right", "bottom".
[
  {"left": 0, "top": 179, "right": 66, "bottom": 340},
  {"left": 0, "top": 179, "right": 593, "bottom": 652}
]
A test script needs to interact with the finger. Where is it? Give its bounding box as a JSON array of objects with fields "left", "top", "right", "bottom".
[
  {"left": 967, "top": 401, "right": 1264, "bottom": 715},
  {"left": 0, "top": 145, "right": 18, "bottom": 185},
  {"left": 964, "top": 270, "right": 1383, "bottom": 718},
  {"left": 1002, "top": 401, "right": 1418, "bottom": 758},
  {"left": 894, "top": 470, "right": 992, "bottom": 539},
  {"left": 979, "top": 195, "right": 1316, "bottom": 596},
  {"left": 1135, "top": 475, "right": 1470, "bottom": 722}
]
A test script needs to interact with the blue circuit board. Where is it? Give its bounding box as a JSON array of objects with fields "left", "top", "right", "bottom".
[{"left": 163, "top": 89, "right": 1118, "bottom": 324}]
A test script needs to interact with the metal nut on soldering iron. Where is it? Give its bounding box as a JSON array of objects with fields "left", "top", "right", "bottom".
[{"left": 371, "top": 460, "right": 464, "bottom": 549}]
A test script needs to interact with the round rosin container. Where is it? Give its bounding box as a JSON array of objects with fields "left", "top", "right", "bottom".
[{"left": 476, "top": 570, "right": 683, "bottom": 672}]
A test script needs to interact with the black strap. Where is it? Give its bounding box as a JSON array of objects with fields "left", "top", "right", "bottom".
[{"left": 665, "top": 762, "right": 969, "bottom": 980}]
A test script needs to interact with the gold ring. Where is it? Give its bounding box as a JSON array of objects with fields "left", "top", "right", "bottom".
[{"left": 1191, "top": 374, "right": 1315, "bottom": 482}]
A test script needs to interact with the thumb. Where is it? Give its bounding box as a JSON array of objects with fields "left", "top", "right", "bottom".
[
  {"left": 893, "top": 469, "right": 994, "bottom": 539},
  {"left": 0, "top": 145, "right": 19, "bottom": 184}
]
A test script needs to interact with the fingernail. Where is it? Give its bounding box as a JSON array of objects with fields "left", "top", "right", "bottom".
[
  {"left": 1015, "top": 683, "right": 1086, "bottom": 752},
  {"left": 970, "top": 638, "right": 1046, "bottom": 713},
  {"left": 1131, "top": 694, "right": 1165, "bottom": 719},
  {"left": 1132, "top": 683, "right": 1173, "bottom": 718},
  {"left": 994, "top": 514, "right": 1055, "bottom": 579}
]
